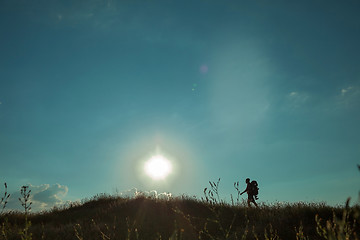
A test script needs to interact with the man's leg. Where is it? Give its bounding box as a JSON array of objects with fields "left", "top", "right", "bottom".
[
  {"left": 251, "top": 198, "right": 258, "bottom": 208},
  {"left": 249, "top": 195, "right": 258, "bottom": 208}
]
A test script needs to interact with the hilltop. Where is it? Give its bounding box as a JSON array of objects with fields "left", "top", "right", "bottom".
[{"left": 1, "top": 194, "right": 359, "bottom": 240}]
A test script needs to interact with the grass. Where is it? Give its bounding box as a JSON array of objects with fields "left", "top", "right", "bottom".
[{"left": 0, "top": 181, "right": 359, "bottom": 240}]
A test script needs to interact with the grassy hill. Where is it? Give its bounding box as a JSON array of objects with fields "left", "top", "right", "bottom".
[{"left": 1, "top": 192, "right": 359, "bottom": 240}]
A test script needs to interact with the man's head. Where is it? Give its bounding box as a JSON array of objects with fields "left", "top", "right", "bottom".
[{"left": 246, "top": 178, "right": 250, "bottom": 183}]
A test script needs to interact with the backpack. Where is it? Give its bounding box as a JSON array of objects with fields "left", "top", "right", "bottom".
[{"left": 249, "top": 180, "right": 259, "bottom": 199}]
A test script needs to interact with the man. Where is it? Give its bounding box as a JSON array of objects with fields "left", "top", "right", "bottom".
[{"left": 240, "top": 178, "right": 258, "bottom": 208}]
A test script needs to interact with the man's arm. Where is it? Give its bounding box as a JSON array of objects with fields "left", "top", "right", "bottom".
[{"left": 240, "top": 186, "right": 248, "bottom": 195}]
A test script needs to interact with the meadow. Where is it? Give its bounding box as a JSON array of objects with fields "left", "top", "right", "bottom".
[{"left": 0, "top": 180, "right": 359, "bottom": 240}]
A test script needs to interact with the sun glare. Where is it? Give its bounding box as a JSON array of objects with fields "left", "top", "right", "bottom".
[{"left": 144, "top": 155, "right": 172, "bottom": 180}]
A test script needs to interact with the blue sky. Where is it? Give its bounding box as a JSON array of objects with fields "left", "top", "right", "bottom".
[{"left": 1, "top": 0, "right": 360, "bottom": 210}]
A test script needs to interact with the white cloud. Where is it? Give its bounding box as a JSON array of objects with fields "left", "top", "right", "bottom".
[
  {"left": 157, "top": 192, "right": 172, "bottom": 200},
  {"left": 142, "top": 190, "right": 158, "bottom": 198},
  {"left": 32, "top": 183, "right": 68, "bottom": 205},
  {"left": 5, "top": 183, "right": 69, "bottom": 212},
  {"left": 117, "top": 188, "right": 172, "bottom": 200},
  {"left": 117, "top": 188, "right": 139, "bottom": 198}
]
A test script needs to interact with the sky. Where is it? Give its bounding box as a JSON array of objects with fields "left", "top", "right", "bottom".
[{"left": 0, "top": 0, "right": 360, "bottom": 211}]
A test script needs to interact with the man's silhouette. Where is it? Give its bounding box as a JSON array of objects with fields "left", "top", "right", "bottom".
[{"left": 240, "top": 178, "right": 258, "bottom": 208}]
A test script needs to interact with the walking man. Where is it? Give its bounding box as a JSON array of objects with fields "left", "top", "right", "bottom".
[{"left": 240, "top": 178, "right": 259, "bottom": 208}]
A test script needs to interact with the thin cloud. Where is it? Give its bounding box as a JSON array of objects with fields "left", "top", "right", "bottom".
[
  {"left": 337, "top": 86, "right": 360, "bottom": 108},
  {"left": 341, "top": 86, "right": 353, "bottom": 96},
  {"left": 289, "top": 91, "right": 298, "bottom": 97},
  {"left": 287, "top": 91, "right": 309, "bottom": 107},
  {"left": 209, "top": 40, "right": 272, "bottom": 130}
]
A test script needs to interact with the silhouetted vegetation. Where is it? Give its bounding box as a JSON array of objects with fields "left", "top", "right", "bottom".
[{"left": 1, "top": 180, "right": 359, "bottom": 240}]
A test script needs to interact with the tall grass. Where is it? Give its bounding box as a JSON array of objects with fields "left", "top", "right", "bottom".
[
  {"left": 0, "top": 180, "right": 359, "bottom": 240},
  {"left": 0, "top": 183, "right": 10, "bottom": 214}
]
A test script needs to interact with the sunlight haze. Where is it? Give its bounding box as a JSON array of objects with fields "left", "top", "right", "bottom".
[{"left": 0, "top": 0, "right": 359, "bottom": 211}]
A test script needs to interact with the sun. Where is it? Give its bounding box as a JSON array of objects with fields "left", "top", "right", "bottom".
[{"left": 144, "top": 155, "right": 172, "bottom": 180}]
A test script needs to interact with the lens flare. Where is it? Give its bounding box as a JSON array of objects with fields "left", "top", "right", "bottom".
[{"left": 200, "top": 64, "right": 208, "bottom": 74}]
